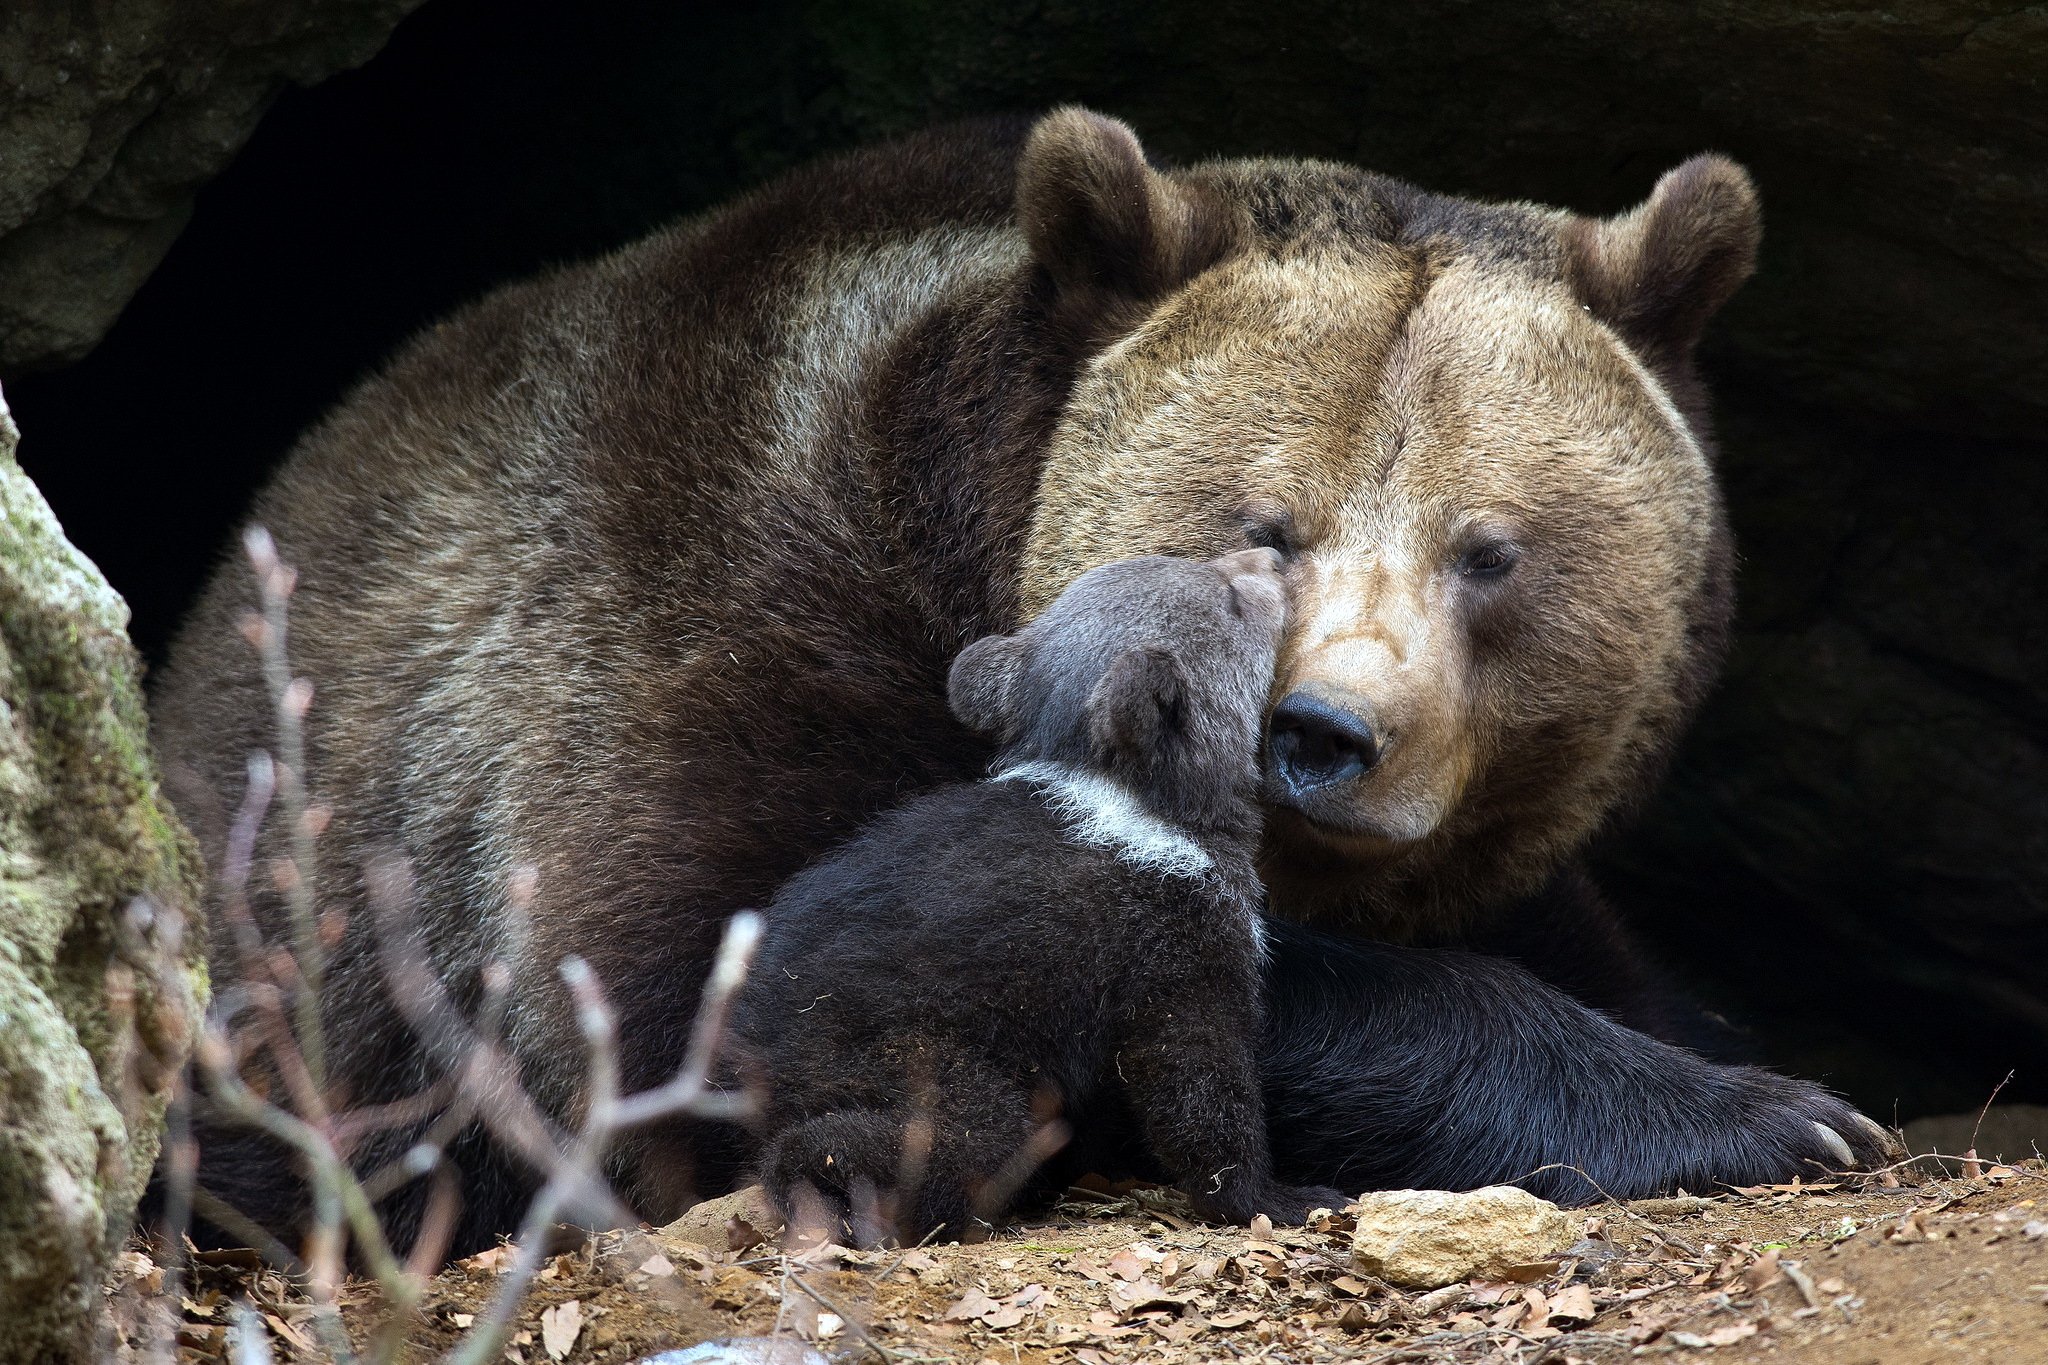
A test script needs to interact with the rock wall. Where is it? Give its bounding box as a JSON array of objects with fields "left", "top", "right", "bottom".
[
  {"left": 0, "top": 0, "right": 426, "bottom": 371},
  {"left": 0, "top": 387, "right": 204, "bottom": 1363}
]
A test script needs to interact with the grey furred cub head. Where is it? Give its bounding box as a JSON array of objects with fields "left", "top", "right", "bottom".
[{"left": 948, "top": 548, "right": 1286, "bottom": 836}]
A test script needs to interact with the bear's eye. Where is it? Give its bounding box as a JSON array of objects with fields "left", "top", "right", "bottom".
[
  {"left": 1241, "top": 508, "right": 1297, "bottom": 558},
  {"left": 1458, "top": 541, "right": 1519, "bottom": 579}
]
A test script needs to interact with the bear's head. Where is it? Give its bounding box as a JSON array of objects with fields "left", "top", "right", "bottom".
[
  {"left": 1013, "top": 108, "right": 1758, "bottom": 931},
  {"left": 950, "top": 549, "right": 1287, "bottom": 835}
]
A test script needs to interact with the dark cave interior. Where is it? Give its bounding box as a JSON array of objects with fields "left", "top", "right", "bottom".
[{"left": 9, "top": 0, "right": 2044, "bottom": 1125}]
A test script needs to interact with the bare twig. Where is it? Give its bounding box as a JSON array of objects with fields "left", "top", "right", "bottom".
[
  {"left": 1969, "top": 1070, "right": 2015, "bottom": 1156},
  {"left": 179, "top": 532, "right": 764, "bottom": 1365},
  {"left": 784, "top": 1269, "right": 902, "bottom": 1361},
  {"left": 242, "top": 527, "right": 327, "bottom": 1091},
  {"left": 1512, "top": 1162, "right": 1703, "bottom": 1257},
  {"left": 447, "top": 913, "right": 761, "bottom": 1365}
]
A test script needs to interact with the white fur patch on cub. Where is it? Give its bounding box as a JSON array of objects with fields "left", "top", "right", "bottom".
[{"left": 995, "top": 760, "right": 1214, "bottom": 878}]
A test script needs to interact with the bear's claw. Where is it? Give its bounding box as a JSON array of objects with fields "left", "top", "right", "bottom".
[{"left": 1812, "top": 1121, "right": 1856, "bottom": 1168}]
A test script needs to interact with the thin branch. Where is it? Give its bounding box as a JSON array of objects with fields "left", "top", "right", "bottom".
[
  {"left": 447, "top": 911, "right": 761, "bottom": 1365},
  {"left": 1969, "top": 1070, "right": 2015, "bottom": 1156},
  {"left": 243, "top": 526, "right": 328, "bottom": 1091}
]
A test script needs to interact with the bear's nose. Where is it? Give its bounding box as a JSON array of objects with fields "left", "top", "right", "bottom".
[{"left": 1266, "top": 690, "right": 1382, "bottom": 800}]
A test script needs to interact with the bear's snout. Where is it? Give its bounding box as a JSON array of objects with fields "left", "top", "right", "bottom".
[{"left": 1266, "top": 687, "right": 1383, "bottom": 803}]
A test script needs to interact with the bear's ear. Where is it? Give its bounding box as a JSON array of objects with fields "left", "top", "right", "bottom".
[
  {"left": 1086, "top": 644, "right": 1185, "bottom": 760},
  {"left": 948, "top": 633, "right": 1023, "bottom": 736},
  {"left": 1563, "top": 155, "right": 1761, "bottom": 370},
  {"left": 1016, "top": 107, "right": 1238, "bottom": 322}
]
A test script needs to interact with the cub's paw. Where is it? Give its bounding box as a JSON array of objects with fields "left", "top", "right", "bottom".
[
  {"left": 1191, "top": 1179, "right": 1348, "bottom": 1227},
  {"left": 759, "top": 1111, "right": 906, "bottom": 1247},
  {"left": 1267, "top": 1183, "right": 1352, "bottom": 1224}
]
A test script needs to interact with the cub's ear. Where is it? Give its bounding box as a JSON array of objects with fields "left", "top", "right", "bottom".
[
  {"left": 948, "top": 634, "right": 1023, "bottom": 736},
  {"left": 1563, "top": 154, "right": 1761, "bottom": 370},
  {"left": 1016, "top": 107, "right": 1238, "bottom": 320},
  {"left": 1086, "top": 644, "right": 1184, "bottom": 760}
]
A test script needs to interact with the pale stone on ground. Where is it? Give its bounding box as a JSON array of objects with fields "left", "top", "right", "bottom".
[
  {"left": 1351, "top": 1186, "right": 1574, "bottom": 1290},
  {"left": 660, "top": 1184, "right": 785, "bottom": 1251}
]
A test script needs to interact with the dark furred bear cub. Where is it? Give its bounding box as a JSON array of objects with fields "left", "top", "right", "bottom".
[{"left": 734, "top": 551, "right": 1342, "bottom": 1242}]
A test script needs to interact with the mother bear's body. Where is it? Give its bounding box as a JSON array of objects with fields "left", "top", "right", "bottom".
[{"left": 155, "top": 111, "right": 1879, "bottom": 1246}]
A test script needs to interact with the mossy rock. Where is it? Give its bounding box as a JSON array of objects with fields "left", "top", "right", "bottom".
[{"left": 0, "top": 384, "right": 204, "bottom": 1363}]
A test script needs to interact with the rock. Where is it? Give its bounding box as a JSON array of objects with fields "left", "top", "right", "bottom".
[
  {"left": 0, "top": 0, "right": 428, "bottom": 371},
  {"left": 0, "top": 384, "right": 204, "bottom": 1364},
  {"left": 659, "top": 1185, "right": 785, "bottom": 1252},
  {"left": 632, "top": 1341, "right": 829, "bottom": 1365},
  {"left": 1351, "top": 1187, "right": 1574, "bottom": 1290}
]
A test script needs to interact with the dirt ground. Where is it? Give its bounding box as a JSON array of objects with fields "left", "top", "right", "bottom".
[{"left": 123, "top": 1152, "right": 2048, "bottom": 1365}]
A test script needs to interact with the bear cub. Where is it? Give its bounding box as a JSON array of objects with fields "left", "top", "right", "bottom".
[{"left": 733, "top": 549, "right": 1343, "bottom": 1243}]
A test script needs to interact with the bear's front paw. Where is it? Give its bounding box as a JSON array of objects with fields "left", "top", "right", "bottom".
[
  {"left": 1704, "top": 1070, "right": 1901, "bottom": 1189},
  {"left": 1791, "top": 1096, "right": 1900, "bottom": 1173}
]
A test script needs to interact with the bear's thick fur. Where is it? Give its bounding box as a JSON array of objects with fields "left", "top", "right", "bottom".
[
  {"left": 737, "top": 550, "right": 1341, "bottom": 1241},
  {"left": 153, "top": 109, "right": 1887, "bottom": 1250}
]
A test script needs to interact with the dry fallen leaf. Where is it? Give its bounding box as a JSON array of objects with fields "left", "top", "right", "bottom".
[
  {"left": 539, "top": 1299, "right": 583, "bottom": 1361},
  {"left": 1886, "top": 1211, "right": 1929, "bottom": 1243},
  {"left": 1548, "top": 1283, "right": 1597, "bottom": 1324},
  {"left": 1107, "top": 1248, "right": 1148, "bottom": 1282},
  {"left": 1502, "top": 1260, "right": 1563, "bottom": 1283},
  {"left": 1109, "top": 1278, "right": 1190, "bottom": 1317},
  {"left": 1670, "top": 1321, "right": 1759, "bottom": 1349},
  {"left": 944, "top": 1289, "right": 1001, "bottom": 1322},
  {"left": 263, "top": 1313, "right": 315, "bottom": 1352},
  {"left": 462, "top": 1245, "right": 510, "bottom": 1273}
]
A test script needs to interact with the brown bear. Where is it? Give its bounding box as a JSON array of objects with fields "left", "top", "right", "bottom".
[
  {"left": 152, "top": 107, "right": 1889, "bottom": 1252},
  {"left": 736, "top": 549, "right": 1342, "bottom": 1243}
]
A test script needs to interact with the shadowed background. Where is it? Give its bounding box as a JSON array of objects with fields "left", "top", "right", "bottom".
[{"left": 6, "top": 0, "right": 2043, "bottom": 1122}]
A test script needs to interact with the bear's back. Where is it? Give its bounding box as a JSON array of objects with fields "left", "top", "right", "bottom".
[{"left": 149, "top": 120, "right": 1060, "bottom": 1135}]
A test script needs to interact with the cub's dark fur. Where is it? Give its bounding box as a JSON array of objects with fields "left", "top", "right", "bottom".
[{"left": 735, "top": 552, "right": 1342, "bottom": 1241}]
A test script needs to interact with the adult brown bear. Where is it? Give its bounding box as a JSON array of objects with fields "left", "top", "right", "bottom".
[{"left": 154, "top": 108, "right": 1888, "bottom": 1249}]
